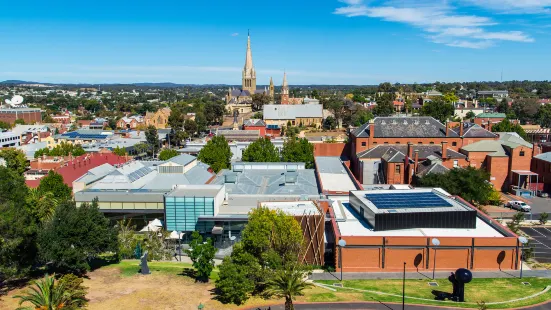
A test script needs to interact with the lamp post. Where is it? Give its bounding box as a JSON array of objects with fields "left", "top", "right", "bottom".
[
  {"left": 519, "top": 236, "right": 528, "bottom": 279},
  {"left": 338, "top": 239, "right": 347, "bottom": 281},
  {"left": 432, "top": 238, "right": 440, "bottom": 280},
  {"left": 402, "top": 262, "right": 406, "bottom": 310}
]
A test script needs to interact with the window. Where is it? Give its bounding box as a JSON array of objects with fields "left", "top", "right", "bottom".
[
  {"left": 395, "top": 165, "right": 401, "bottom": 173},
  {"left": 452, "top": 142, "right": 457, "bottom": 146},
  {"left": 520, "top": 151, "right": 525, "bottom": 156},
  {"left": 453, "top": 160, "right": 458, "bottom": 168},
  {"left": 372, "top": 142, "right": 377, "bottom": 145},
  {"left": 418, "top": 142, "right": 422, "bottom": 144},
  {"left": 395, "top": 142, "right": 400, "bottom": 144},
  {"left": 384, "top": 142, "right": 389, "bottom": 144},
  {"left": 361, "top": 142, "right": 366, "bottom": 147},
  {"left": 430, "top": 142, "right": 435, "bottom": 145}
]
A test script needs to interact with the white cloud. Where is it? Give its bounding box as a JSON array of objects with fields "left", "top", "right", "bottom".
[
  {"left": 231, "top": 33, "right": 239, "bottom": 36},
  {"left": 463, "top": 0, "right": 551, "bottom": 14},
  {"left": 333, "top": 0, "right": 535, "bottom": 48}
]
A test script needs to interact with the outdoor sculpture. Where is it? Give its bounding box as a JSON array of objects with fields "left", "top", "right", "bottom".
[
  {"left": 140, "top": 251, "right": 151, "bottom": 275},
  {"left": 433, "top": 268, "right": 472, "bottom": 302}
]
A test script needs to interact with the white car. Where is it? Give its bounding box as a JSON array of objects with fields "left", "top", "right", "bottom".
[{"left": 505, "top": 201, "right": 531, "bottom": 212}]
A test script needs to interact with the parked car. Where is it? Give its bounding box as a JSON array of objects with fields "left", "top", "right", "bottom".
[
  {"left": 537, "top": 191, "right": 549, "bottom": 198},
  {"left": 505, "top": 201, "right": 532, "bottom": 212}
]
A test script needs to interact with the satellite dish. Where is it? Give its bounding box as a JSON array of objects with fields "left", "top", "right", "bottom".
[
  {"left": 518, "top": 236, "right": 528, "bottom": 244},
  {"left": 5, "top": 95, "right": 24, "bottom": 107}
]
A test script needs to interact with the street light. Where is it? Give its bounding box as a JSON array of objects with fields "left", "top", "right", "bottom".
[
  {"left": 338, "top": 239, "right": 347, "bottom": 281},
  {"left": 519, "top": 236, "right": 528, "bottom": 279},
  {"left": 432, "top": 238, "right": 441, "bottom": 280},
  {"left": 402, "top": 262, "right": 406, "bottom": 310}
]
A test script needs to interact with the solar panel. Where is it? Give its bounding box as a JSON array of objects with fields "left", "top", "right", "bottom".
[{"left": 365, "top": 192, "right": 452, "bottom": 209}]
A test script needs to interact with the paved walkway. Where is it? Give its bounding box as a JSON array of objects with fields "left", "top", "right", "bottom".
[
  {"left": 310, "top": 268, "right": 551, "bottom": 280},
  {"left": 263, "top": 300, "right": 551, "bottom": 310}
]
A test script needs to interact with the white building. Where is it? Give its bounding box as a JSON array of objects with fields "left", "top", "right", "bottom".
[{"left": 0, "top": 132, "right": 21, "bottom": 148}]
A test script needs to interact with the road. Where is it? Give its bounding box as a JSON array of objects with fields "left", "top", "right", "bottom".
[
  {"left": 261, "top": 300, "right": 551, "bottom": 310},
  {"left": 520, "top": 226, "right": 551, "bottom": 263},
  {"left": 498, "top": 195, "right": 551, "bottom": 220}
]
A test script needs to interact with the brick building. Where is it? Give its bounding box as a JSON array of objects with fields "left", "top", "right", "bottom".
[
  {"left": 350, "top": 117, "right": 498, "bottom": 184},
  {"left": 328, "top": 190, "right": 520, "bottom": 272},
  {"left": 531, "top": 153, "right": 551, "bottom": 193},
  {"left": 242, "top": 119, "right": 281, "bottom": 137},
  {"left": 460, "top": 133, "right": 534, "bottom": 191},
  {"left": 474, "top": 112, "right": 519, "bottom": 130},
  {"left": 0, "top": 108, "right": 42, "bottom": 125}
]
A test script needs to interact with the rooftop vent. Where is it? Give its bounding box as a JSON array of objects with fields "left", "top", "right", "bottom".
[
  {"left": 381, "top": 120, "right": 386, "bottom": 125},
  {"left": 391, "top": 120, "right": 397, "bottom": 125},
  {"left": 285, "top": 172, "right": 298, "bottom": 184},
  {"left": 414, "top": 120, "right": 420, "bottom": 125},
  {"left": 403, "top": 120, "right": 408, "bottom": 125},
  {"left": 225, "top": 173, "right": 237, "bottom": 184},
  {"left": 425, "top": 120, "right": 430, "bottom": 125}
]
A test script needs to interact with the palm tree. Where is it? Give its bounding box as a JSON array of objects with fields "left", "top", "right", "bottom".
[
  {"left": 13, "top": 274, "right": 84, "bottom": 310},
  {"left": 27, "top": 188, "right": 58, "bottom": 223},
  {"left": 265, "top": 265, "right": 313, "bottom": 310}
]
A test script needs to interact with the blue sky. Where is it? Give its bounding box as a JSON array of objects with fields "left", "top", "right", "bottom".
[{"left": 1, "top": 0, "right": 550, "bottom": 85}]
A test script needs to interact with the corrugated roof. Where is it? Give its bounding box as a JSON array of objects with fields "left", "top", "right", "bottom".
[
  {"left": 535, "top": 152, "right": 551, "bottom": 163},
  {"left": 460, "top": 140, "right": 507, "bottom": 156},
  {"left": 263, "top": 104, "right": 323, "bottom": 120},
  {"left": 165, "top": 154, "right": 196, "bottom": 166},
  {"left": 475, "top": 112, "right": 507, "bottom": 118},
  {"left": 499, "top": 132, "right": 533, "bottom": 149}
]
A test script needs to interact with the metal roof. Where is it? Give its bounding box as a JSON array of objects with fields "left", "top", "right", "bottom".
[{"left": 263, "top": 104, "right": 323, "bottom": 120}]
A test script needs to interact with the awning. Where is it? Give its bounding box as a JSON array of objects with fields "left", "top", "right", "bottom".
[{"left": 212, "top": 225, "right": 224, "bottom": 235}]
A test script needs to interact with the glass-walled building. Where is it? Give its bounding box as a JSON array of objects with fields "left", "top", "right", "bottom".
[{"left": 164, "top": 185, "right": 225, "bottom": 233}]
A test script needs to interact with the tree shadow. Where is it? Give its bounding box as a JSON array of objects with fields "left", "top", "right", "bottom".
[
  {"left": 177, "top": 267, "right": 209, "bottom": 283},
  {"left": 431, "top": 289, "right": 453, "bottom": 301},
  {"left": 366, "top": 296, "right": 395, "bottom": 310},
  {"left": 414, "top": 253, "right": 430, "bottom": 279},
  {"left": 496, "top": 250, "right": 517, "bottom": 278}
]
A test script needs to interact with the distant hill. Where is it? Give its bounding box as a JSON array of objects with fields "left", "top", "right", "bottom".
[{"left": 0, "top": 80, "right": 42, "bottom": 85}]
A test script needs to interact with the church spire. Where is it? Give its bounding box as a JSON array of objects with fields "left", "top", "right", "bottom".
[
  {"left": 269, "top": 76, "right": 274, "bottom": 98},
  {"left": 242, "top": 31, "right": 256, "bottom": 93},
  {"left": 282, "top": 71, "right": 288, "bottom": 87},
  {"left": 281, "top": 71, "right": 289, "bottom": 105}
]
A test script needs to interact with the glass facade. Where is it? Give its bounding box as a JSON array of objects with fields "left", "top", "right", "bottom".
[{"left": 165, "top": 196, "right": 215, "bottom": 232}]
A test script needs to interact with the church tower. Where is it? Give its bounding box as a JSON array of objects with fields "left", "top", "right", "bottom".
[
  {"left": 281, "top": 72, "right": 289, "bottom": 104},
  {"left": 269, "top": 77, "right": 275, "bottom": 98},
  {"left": 242, "top": 32, "right": 256, "bottom": 94}
]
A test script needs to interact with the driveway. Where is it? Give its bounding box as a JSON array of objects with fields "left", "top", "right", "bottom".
[
  {"left": 263, "top": 301, "right": 551, "bottom": 310},
  {"left": 500, "top": 195, "right": 551, "bottom": 220},
  {"left": 520, "top": 227, "right": 551, "bottom": 263}
]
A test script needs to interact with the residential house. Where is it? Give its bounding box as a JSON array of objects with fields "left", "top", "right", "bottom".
[
  {"left": 117, "top": 115, "right": 144, "bottom": 129},
  {"left": 144, "top": 107, "right": 171, "bottom": 129}
]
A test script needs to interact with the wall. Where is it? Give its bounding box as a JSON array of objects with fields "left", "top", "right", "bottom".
[
  {"left": 487, "top": 156, "right": 510, "bottom": 190},
  {"left": 0, "top": 110, "right": 42, "bottom": 125},
  {"left": 531, "top": 157, "right": 551, "bottom": 192},
  {"left": 243, "top": 125, "right": 266, "bottom": 137},
  {"left": 313, "top": 143, "right": 348, "bottom": 157}
]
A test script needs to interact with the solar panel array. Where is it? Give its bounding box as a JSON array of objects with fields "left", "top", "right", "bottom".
[
  {"left": 127, "top": 167, "right": 153, "bottom": 182},
  {"left": 62, "top": 132, "right": 108, "bottom": 139},
  {"left": 365, "top": 192, "right": 453, "bottom": 209}
]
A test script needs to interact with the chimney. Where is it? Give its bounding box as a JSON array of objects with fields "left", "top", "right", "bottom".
[
  {"left": 487, "top": 120, "right": 492, "bottom": 132},
  {"left": 369, "top": 123, "right": 375, "bottom": 139},
  {"left": 533, "top": 143, "right": 540, "bottom": 157},
  {"left": 407, "top": 142, "right": 413, "bottom": 159},
  {"left": 459, "top": 122, "right": 464, "bottom": 137},
  {"left": 441, "top": 141, "right": 448, "bottom": 159},
  {"left": 445, "top": 122, "right": 450, "bottom": 137},
  {"left": 414, "top": 150, "right": 419, "bottom": 174}
]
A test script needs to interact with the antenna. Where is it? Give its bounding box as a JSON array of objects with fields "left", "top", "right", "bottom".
[{"left": 501, "top": 70, "right": 503, "bottom": 82}]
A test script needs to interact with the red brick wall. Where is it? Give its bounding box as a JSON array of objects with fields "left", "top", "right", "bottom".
[
  {"left": 313, "top": 143, "right": 348, "bottom": 157},
  {"left": 487, "top": 156, "right": 510, "bottom": 190},
  {"left": 531, "top": 157, "right": 551, "bottom": 191},
  {"left": 0, "top": 111, "right": 42, "bottom": 125},
  {"left": 243, "top": 125, "right": 266, "bottom": 137}
]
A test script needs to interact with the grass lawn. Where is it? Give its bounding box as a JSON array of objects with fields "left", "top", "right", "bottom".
[
  {"left": 105, "top": 259, "right": 220, "bottom": 280},
  {"left": 314, "top": 277, "right": 551, "bottom": 309}
]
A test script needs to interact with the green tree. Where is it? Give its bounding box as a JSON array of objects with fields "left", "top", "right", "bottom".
[
  {"left": 0, "top": 167, "right": 38, "bottom": 280},
  {"left": 57, "top": 273, "right": 89, "bottom": 310},
  {"left": 324, "top": 116, "right": 337, "bottom": 130},
  {"left": 112, "top": 146, "right": 127, "bottom": 156},
  {"left": 26, "top": 188, "right": 58, "bottom": 223},
  {"left": 491, "top": 119, "right": 527, "bottom": 140},
  {"left": 373, "top": 93, "right": 395, "bottom": 116},
  {"left": 420, "top": 98, "right": 455, "bottom": 123},
  {"left": 539, "top": 212, "right": 549, "bottom": 225},
  {"left": 0, "top": 121, "right": 11, "bottom": 130},
  {"left": 195, "top": 112, "right": 208, "bottom": 133},
  {"left": 38, "top": 199, "right": 119, "bottom": 275},
  {"left": 184, "top": 119, "right": 198, "bottom": 137},
  {"left": 350, "top": 108, "right": 374, "bottom": 127},
  {"left": 186, "top": 231, "right": 216, "bottom": 282},
  {"left": 536, "top": 104, "right": 551, "bottom": 128},
  {"left": 204, "top": 102, "right": 225, "bottom": 124},
  {"left": 117, "top": 219, "right": 137, "bottom": 259},
  {"left": 34, "top": 142, "right": 86, "bottom": 158},
  {"left": 443, "top": 92, "right": 459, "bottom": 104},
  {"left": 242, "top": 137, "right": 280, "bottom": 162},
  {"left": 215, "top": 250, "right": 257, "bottom": 305},
  {"left": 507, "top": 212, "right": 524, "bottom": 234},
  {"left": 251, "top": 93, "right": 271, "bottom": 111},
  {"left": 38, "top": 171, "right": 72, "bottom": 202},
  {"left": 158, "top": 148, "right": 179, "bottom": 161},
  {"left": 252, "top": 112, "right": 263, "bottom": 119},
  {"left": 198, "top": 135, "right": 231, "bottom": 173},
  {"left": 325, "top": 96, "right": 345, "bottom": 128},
  {"left": 0, "top": 148, "right": 29, "bottom": 175},
  {"left": 168, "top": 105, "right": 186, "bottom": 147},
  {"left": 14, "top": 118, "right": 26, "bottom": 125},
  {"left": 145, "top": 125, "right": 160, "bottom": 156},
  {"left": 418, "top": 167, "right": 494, "bottom": 205},
  {"left": 265, "top": 264, "right": 313, "bottom": 310},
  {"left": 281, "top": 138, "right": 314, "bottom": 169},
  {"left": 465, "top": 111, "right": 476, "bottom": 120},
  {"left": 13, "top": 274, "right": 86, "bottom": 310}
]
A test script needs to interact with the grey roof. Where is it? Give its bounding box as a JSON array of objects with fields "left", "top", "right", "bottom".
[
  {"left": 211, "top": 168, "right": 319, "bottom": 196},
  {"left": 315, "top": 156, "right": 347, "bottom": 174},
  {"left": 166, "top": 185, "right": 224, "bottom": 197},
  {"left": 535, "top": 152, "right": 551, "bottom": 163},
  {"left": 451, "top": 123, "right": 498, "bottom": 138},
  {"left": 460, "top": 140, "right": 508, "bottom": 156},
  {"left": 416, "top": 161, "right": 450, "bottom": 177},
  {"left": 352, "top": 117, "right": 458, "bottom": 138},
  {"left": 381, "top": 148, "right": 407, "bottom": 163},
  {"left": 499, "top": 132, "right": 532, "bottom": 149},
  {"left": 75, "top": 163, "right": 117, "bottom": 185},
  {"left": 263, "top": 104, "right": 323, "bottom": 120},
  {"left": 243, "top": 119, "right": 266, "bottom": 127},
  {"left": 229, "top": 89, "right": 251, "bottom": 97},
  {"left": 166, "top": 154, "right": 196, "bottom": 166},
  {"left": 74, "top": 191, "right": 164, "bottom": 203},
  {"left": 217, "top": 130, "right": 260, "bottom": 141},
  {"left": 357, "top": 145, "right": 466, "bottom": 160}
]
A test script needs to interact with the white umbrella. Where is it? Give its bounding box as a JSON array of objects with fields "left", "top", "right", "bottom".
[
  {"left": 150, "top": 218, "right": 163, "bottom": 227},
  {"left": 139, "top": 223, "right": 161, "bottom": 232},
  {"left": 168, "top": 231, "right": 185, "bottom": 239}
]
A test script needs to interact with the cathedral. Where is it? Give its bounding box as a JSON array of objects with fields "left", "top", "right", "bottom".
[{"left": 225, "top": 34, "right": 298, "bottom": 111}]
